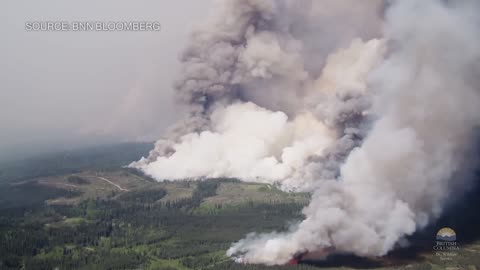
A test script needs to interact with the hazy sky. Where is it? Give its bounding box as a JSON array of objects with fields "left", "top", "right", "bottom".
[{"left": 0, "top": 0, "right": 212, "bottom": 160}]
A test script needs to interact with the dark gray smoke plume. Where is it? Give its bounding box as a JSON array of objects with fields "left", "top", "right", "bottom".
[{"left": 132, "top": 0, "right": 384, "bottom": 190}]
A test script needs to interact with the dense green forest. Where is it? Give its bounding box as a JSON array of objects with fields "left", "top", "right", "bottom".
[
  {"left": 0, "top": 179, "right": 312, "bottom": 270},
  {"left": 0, "top": 143, "right": 479, "bottom": 270},
  {"left": 0, "top": 143, "right": 316, "bottom": 270}
]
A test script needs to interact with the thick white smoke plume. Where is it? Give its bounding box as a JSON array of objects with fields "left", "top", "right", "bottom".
[{"left": 133, "top": 0, "right": 480, "bottom": 265}]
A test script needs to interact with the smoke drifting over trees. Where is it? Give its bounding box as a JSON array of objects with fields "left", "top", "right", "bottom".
[{"left": 132, "top": 0, "right": 480, "bottom": 265}]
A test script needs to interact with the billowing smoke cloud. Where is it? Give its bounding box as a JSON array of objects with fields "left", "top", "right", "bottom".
[
  {"left": 132, "top": 0, "right": 385, "bottom": 190},
  {"left": 129, "top": 0, "right": 383, "bottom": 188},
  {"left": 132, "top": 0, "right": 480, "bottom": 265},
  {"left": 139, "top": 102, "right": 334, "bottom": 184},
  {"left": 227, "top": 0, "right": 480, "bottom": 264},
  {"left": 135, "top": 38, "right": 384, "bottom": 190}
]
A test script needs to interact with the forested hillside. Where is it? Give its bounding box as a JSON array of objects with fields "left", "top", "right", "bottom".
[{"left": 0, "top": 143, "right": 479, "bottom": 270}]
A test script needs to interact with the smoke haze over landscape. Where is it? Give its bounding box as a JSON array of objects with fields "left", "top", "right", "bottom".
[
  {"left": 0, "top": 0, "right": 212, "bottom": 161},
  {"left": 2, "top": 0, "right": 480, "bottom": 266},
  {"left": 131, "top": 0, "right": 480, "bottom": 265}
]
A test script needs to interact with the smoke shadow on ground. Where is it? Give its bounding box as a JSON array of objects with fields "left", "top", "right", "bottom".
[
  {"left": 301, "top": 247, "right": 427, "bottom": 269},
  {"left": 415, "top": 173, "right": 480, "bottom": 245},
  {"left": 301, "top": 255, "right": 384, "bottom": 269},
  {"left": 301, "top": 170, "right": 480, "bottom": 269},
  {"left": 414, "top": 130, "right": 480, "bottom": 246}
]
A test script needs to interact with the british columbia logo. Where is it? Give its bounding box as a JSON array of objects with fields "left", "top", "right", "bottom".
[
  {"left": 436, "top": 227, "right": 456, "bottom": 242},
  {"left": 433, "top": 227, "right": 459, "bottom": 260}
]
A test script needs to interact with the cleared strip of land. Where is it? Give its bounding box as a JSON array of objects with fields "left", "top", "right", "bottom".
[{"left": 91, "top": 176, "right": 129, "bottom": 191}]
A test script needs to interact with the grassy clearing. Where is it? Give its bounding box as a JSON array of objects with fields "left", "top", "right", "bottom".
[
  {"left": 201, "top": 182, "right": 310, "bottom": 207},
  {"left": 160, "top": 182, "right": 196, "bottom": 202},
  {"left": 194, "top": 181, "right": 309, "bottom": 215},
  {"left": 147, "top": 258, "right": 191, "bottom": 270}
]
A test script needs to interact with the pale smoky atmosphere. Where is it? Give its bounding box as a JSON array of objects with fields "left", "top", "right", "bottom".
[
  {"left": 1, "top": 1, "right": 480, "bottom": 270},
  {"left": 0, "top": 0, "right": 211, "bottom": 162}
]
